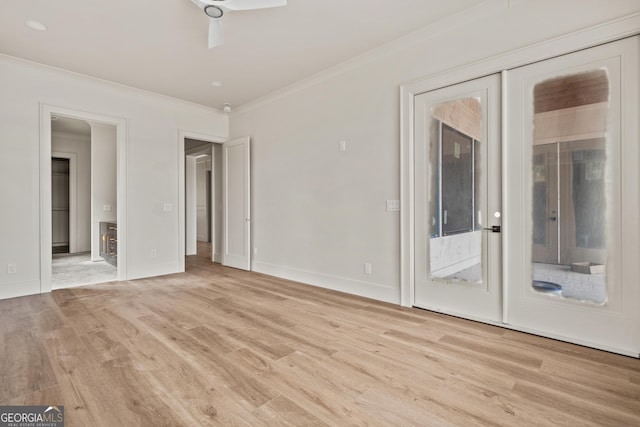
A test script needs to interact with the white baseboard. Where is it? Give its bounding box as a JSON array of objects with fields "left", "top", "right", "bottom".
[
  {"left": 126, "top": 261, "right": 181, "bottom": 281},
  {"left": 252, "top": 261, "right": 399, "bottom": 304},
  {"left": 0, "top": 279, "right": 41, "bottom": 300}
]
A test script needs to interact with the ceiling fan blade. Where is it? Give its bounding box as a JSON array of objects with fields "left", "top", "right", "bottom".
[
  {"left": 222, "top": 0, "right": 286, "bottom": 11},
  {"left": 199, "top": 0, "right": 231, "bottom": 8},
  {"left": 208, "top": 18, "right": 224, "bottom": 48}
]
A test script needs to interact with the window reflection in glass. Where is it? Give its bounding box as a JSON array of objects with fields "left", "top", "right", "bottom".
[
  {"left": 531, "top": 70, "right": 609, "bottom": 304},
  {"left": 428, "top": 97, "right": 483, "bottom": 284}
]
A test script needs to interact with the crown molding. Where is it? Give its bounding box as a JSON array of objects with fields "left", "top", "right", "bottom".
[
  {"left": 233, "top": 0, "right": 508, "bottom": 116},
  {"left": 0, "top": 53, "right": 226, "bottom": 116}
]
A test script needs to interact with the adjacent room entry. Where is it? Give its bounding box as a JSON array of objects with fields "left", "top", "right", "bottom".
[
  {"left": 181, "top": 135, "right": 251, "bottom": 271},
  {"left": 411, "top": 36, "right": 640, "bottom": 356}
]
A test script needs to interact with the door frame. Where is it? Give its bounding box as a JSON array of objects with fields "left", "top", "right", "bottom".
[
  {"left": 400, "top": 13, "right": 640, "bottom": 308},
  {"left": 178, "top": 130, "right": 226, "bottom": 271},
  {"left": 40, "top": 104, "right": 128, "bottom": 292}
]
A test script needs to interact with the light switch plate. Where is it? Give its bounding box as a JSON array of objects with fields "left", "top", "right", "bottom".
[
  {"left": 163, "top": 203, "right": 173, "bottom": 212},
  {"left": 386, "top": 200, "right": 400, "bottom": 211}
]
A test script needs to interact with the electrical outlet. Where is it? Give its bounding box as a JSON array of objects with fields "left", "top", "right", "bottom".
[
  {"left": 253, "top": 247, "right": 258, "bottom": 256},
  {"left": 7, "top": 264, "right": 17, "bottom": 274},
  {"left": 150, "top": 249, "right": 157, "bottom": 258},
  {"left": 364, "top": 262, "right": 372, "bottom": 275},
  {"left": 339, "top": 140, "right": 347, "bottom": 152}
]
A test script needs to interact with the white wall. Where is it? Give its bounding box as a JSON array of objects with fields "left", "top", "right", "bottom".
[
  {"left": 90, "top": 123, "right": 117, "bottom": 261},
  {"left": 52, "top": 131, "right": 91, "bottom": 252},
  {"left": 0, "top": 55, "right": 227, "bottom": 300},
  {"left": 230, "top": 0, "right": 640, "bottom": 303}
]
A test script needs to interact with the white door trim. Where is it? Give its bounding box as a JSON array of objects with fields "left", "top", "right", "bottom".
[
  {"left": 40, "top": 104, "right": 128, "bottom": 293},
  {"left": 400, "top": 13, "right": 640, "bottom": 307},
  {"left": 178, "top": 130, "right": 226, "bottom": 272}
]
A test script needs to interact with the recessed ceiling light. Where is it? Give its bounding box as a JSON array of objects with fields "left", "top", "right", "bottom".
[
  {"left": 25, "top": 20, "right": 47, "bottom": 31},
  {"left": 211, "top": 81, "right": 222, "bottom": 87}
]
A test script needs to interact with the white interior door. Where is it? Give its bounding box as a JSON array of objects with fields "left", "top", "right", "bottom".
[
  {"left": 505, "top": 36, "right": 640, "bottom": 356},
  {"left": 414, "top": 74, "right": 502, "bottom": 323},
  {"left": 222, "top": 136, "right": 251, "bottom": 270}
]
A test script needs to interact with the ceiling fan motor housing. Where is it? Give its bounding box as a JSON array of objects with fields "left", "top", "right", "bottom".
[{"left": 204, "top": 5, "right": 223, "bottom": 19}]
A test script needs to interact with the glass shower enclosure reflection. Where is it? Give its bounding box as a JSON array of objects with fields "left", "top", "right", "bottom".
[
  {"left": 428, "top": 97, "right": 484, "bottom": 284},
  {"left": 531, "top": 70, "right": 609, "bottom": 304}
]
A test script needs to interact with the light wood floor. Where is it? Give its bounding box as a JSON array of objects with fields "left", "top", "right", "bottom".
[{"left": 1, "top": 251, "right": 639, "bottom": 426}]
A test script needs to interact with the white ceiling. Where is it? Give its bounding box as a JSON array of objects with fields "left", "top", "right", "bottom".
[{"left": 0, "top": 0, "right": 482, "bottom": 110}]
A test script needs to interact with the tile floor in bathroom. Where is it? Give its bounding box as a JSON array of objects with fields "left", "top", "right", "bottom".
[{"left": 52, "top": 252, "right": 117, "bottom": 288}]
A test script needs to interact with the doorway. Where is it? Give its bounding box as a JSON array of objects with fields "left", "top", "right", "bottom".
[
  {"left": 49, "top": 116, "right": 118, "bottom": 288},
  {"left": 179, "top": 132, "right": 251, "bottom": 272},
  {"left": 185, "top": 139, "right": 220, "bottom": 261},
  {"left": 40, "top": 105, "right": 127, "bottom": 294}
]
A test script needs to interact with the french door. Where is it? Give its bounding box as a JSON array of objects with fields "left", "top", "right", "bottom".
[
  {"left": 505, "top": 36, "right": 640, "bottom": 355},
  {"left": 414, "top": 74, "right": 502, "bottom": 323},
  {"left": 413, "top": 36, "right": 640, "bottom": 356}
]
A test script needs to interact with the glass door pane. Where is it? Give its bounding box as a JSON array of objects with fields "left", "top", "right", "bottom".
[
  {"left": 430, "top": 115, "right": 482, "bottom": 283},
  {"left": 531, "top": 71, "right": 608, "bottom": 304}
]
